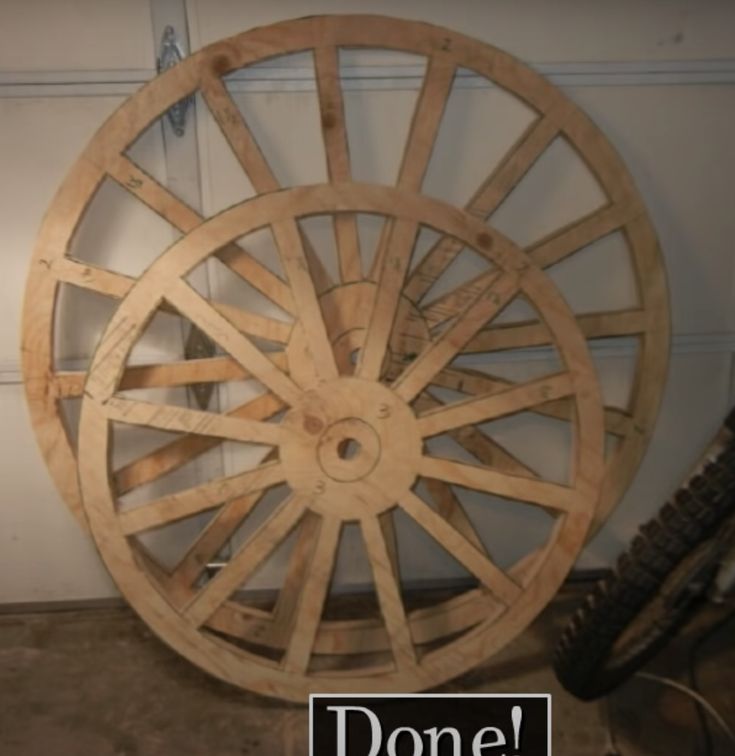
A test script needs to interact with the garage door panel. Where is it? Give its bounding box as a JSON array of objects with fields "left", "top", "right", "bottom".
[
  {"left": 0, "top": 0, "right": 154, "bottom": 72},
  {"left": 0, "top": 384, "right": 116, "bottom": 603},
  {"left": 189, "top": 0, "right": 735, "bottom": 64}
]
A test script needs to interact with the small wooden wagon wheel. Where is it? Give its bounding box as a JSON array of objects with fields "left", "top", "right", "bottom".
[
  {"left": 21, "top": 16, "right": 669, "bottom": 545},
  {"left": 77, "top": 183, "right": 604, "bottom": 699}
]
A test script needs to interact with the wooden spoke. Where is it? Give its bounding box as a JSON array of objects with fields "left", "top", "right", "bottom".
[
  {"left": 448, "top": 423, "right": 539, "bottom": 478},
  {"left": 209, "top": 302, "right": 291, "bottom": 345},
  {"left": 423, "top": 478, "right": 486, "bottom": 553},
  {"left": 114, "top": 392, "right": 284, "bottom": 495},
  {"left": 528, "top": 202, "right": 640, "bottom": 269},
  {"left": 369, "top": 58, "right": 455, "bottom": 280},
  {"left": 282, "top": 515, "right": 342, "bottom": 673},
  {"left": 465, "top": 309, "right": 648, "bottom": 353},
  {"left": 200, "top": 71, "right": 333, "bottom": 294},
  {"left": 421, "top": 202, "right": 640, "bottom": 329},
  {"left": 395, "top": 57, "right": 456, "bottom": 192},
  {"left": 422, "top": 269, "right": 498, "bottom": 328},
  {"left": 314, "top": 46, "right": 362, "bottom": 283},
  {"left": 575, "top": 308, "right": 649, "bottom": 340},
  {"left": 200, "top": 73, "right": 280, "bottom": 193},
  {"left": 416, "top": 391, "right": 538, "bottom": 479},
  {"left": 57, "top": 354, "right": 288, "bottom": 400},
  {"left": 165, "top": 279, "right": 302, "bottom": 404},
  {"left": 429, "top": 366, "right": 632, "bottom": 439},
  {"left": 271, "top": 511, "right": 323, "bottom": 643},
  {"left": 602, "top": 407, "right": 634, "bottom": 438},
  {"left": 53, "top": 255, "right": 290, "bottom": 346},
  {"left": 107, "top": 153, "right": 204, "bottom": 229},
  {"left": 379, "top": 511, "right": 402, "bottom": 581},
  {"left": 464, "top": 109, "right": 567, "bottom": 219},
  {"left": 418, "top": 372, "right": 574, "bottom": 438},
  {"left": 107, "top": 154, "right": 294, "bottom": 312},
  {"left": 292, "top": 227, "right": 335, "bottom": 297},
  {"left": 357, "top": 219, "right": 419, "bottom": 381},
  {"left": 361, "top": 515, "right": 417, "bottom": 668},
  {"left": 405, "top": 235, "right": 476, "bottom": 306},
  {"left": 53, "top": 257, "right": 135, "bottom": 299},
  {"left": 214, "top": 245, "right": 294, "bottom": 314},
  {"left": 119, "top": 460, "right": 286, "bottom": 535},
  {"left": 115, "top": 356, "right": 244, "bottom": 391},
  {"left": 417, "top": 455, "right": 584, "bottom": 514},
  {"left": 392, "top": 271, "right": 520, "bottom": 402},
  {"left": 405, "top": 108, "right": 564, "bottom": 301},
  {"left": 270, "top": 221, "right": 339, "bottom": 380},
  {"left": 172, "top": 484, "right": 274, "bottom": 591},
  {"left": 400, "top": 491, "right": 521, "bottom": 604},
  {"left": 185, "top": 496, "right": 307, "bottom": 627},
  {"left": 105, "top": 396, "right": 282, "bottom": 446}
]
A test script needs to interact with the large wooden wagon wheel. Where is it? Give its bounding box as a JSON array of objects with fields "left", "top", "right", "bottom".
[
  {"left": 77, "top": 182, "right": 604, "bottom": 699},
  {"left": 19, "top": 15, "right": 669, "bottom": 698},
  {"left": 21, "top": 16, "right": 669, "bottom": 541}
]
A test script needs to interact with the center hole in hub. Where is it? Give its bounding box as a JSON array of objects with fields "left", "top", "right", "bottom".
[{"left": 337, "top": 437, "right": 362, "bottom": 460}]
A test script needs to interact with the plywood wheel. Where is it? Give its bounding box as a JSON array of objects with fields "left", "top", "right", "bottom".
[
  {"left": 77, "top": 183, "right": 604, "bottom": 699},
  {"left": 19, "top": 15, "right": 668, "bottom": 699},
  {"left": 22, "top": 16, "right": 668, "bottom": 545}
]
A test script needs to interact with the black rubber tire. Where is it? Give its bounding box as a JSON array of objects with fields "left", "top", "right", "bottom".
[{"left": 554, "top": 410, "right": 735, "bottom": 701}]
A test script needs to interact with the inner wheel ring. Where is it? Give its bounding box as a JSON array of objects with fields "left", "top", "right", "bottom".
[{"left": 77, "top": 183, "right": 604, "bottom": 700}]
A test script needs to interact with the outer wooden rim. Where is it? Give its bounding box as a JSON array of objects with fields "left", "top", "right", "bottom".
[
  {"left": 77, "top": 183, "right": 604, "bottom": 700},
  {"left": 21, "top": 15, "right": 669, "bottom": 544}
]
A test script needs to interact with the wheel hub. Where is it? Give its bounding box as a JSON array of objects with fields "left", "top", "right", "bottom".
[{"left": 281, "top": 377, "right": 422, "bottom": 519}]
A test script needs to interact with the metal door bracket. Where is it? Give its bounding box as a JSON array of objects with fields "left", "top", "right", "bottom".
[
  {"left": 157, "top": 25, "right": 191, "bottom": 136},
  {"left": 184, "top": 324, "right": 216, "bottom": 410}
]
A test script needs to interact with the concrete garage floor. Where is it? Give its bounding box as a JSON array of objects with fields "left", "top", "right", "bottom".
[{"left": 1, "top": 588, "right": 733, "bottom": 755}]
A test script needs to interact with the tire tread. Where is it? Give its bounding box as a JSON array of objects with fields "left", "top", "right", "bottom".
[{"left": 554, "top": 420, "right": 735, "bottom": 700}]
